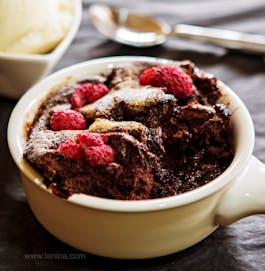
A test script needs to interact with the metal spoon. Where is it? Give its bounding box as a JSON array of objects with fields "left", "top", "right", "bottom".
[{"left": 89, "top": 4, "right": 265, "bottom": 53}]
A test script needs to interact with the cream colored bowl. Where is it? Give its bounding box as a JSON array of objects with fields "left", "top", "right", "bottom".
[
  {"left": 7, "top": 56, "right": 265, "bottom": 259},
  {"left": 0, "top": 0, "right": 82, "bottom": 99}
]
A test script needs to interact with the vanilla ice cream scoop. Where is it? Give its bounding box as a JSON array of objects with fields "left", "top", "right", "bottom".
[{"left": 0, "top": 0, "right": 74, "bottom": 54}]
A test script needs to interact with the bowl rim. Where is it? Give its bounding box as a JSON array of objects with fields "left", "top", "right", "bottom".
[
  {"left": 0, "top": 0, "right": 82, "bottom": 62},
  {"left": 7, "top": 56, "right": 255, "bottom": 212}
]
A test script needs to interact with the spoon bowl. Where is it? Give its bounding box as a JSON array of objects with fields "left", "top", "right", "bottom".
[{"left": 89, "top": 4, "right": 171, "bottom": 47}]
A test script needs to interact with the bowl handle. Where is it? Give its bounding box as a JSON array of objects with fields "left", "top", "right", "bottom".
[{"left": 216, "top": 155, "right": 265, "bottom": 225}]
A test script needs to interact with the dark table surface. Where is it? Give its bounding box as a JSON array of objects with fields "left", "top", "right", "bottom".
[{"left": 1, "top": 0, "right": 265, "bottom": 270}]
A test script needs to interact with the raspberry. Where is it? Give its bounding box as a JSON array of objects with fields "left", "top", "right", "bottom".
[
  {"left": 77, "top": 132, "right": 108, "bottom": 147},
  {"left": 58, "top": 139, "right": 82, "bottom": 159},
  {"left": 71, "top": 83, "right": 109, "bottom": 108},
  {"left": 83, "top": 144, "right": 114, "bottom": 167},
  {"left": 139, "top": 65, "right": 194, "bottom": 98},
  {"left": 70, "top": 88, "right": 87, "bottom": 109},
  {"left": 58, "top": 132, "right": 114, "bottom": 166},
  {"left": 50, "top": 109, "right": 87, "bottom": 131}
]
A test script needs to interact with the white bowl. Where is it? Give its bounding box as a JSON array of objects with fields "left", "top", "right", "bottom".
[
  {"left": 7, "top": 56, "right": 265, "bottom": 259},
  {"left": 0, "top": 0, "right": 82, "bottom": 99}
]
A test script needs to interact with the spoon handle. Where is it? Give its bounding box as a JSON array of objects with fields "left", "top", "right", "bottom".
[{"left": 174, "top": 24, "right": 265, "bottom": 53}]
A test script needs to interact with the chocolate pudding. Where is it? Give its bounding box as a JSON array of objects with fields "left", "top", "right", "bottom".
[{"left": 24, "top": 61, "right": 234, "bottom": 200}]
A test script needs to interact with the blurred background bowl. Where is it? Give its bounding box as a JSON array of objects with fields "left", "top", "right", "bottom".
[{"left": 0, "top": 0, "right": 82, "bottom": 99}]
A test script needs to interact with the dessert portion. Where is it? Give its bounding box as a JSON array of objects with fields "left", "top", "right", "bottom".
[
  {"left": 0, "top": 0, "right": 74, "bottom": 54},
  {"left": 24, "top": 60, "right": 234, "bottom": 200}
]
